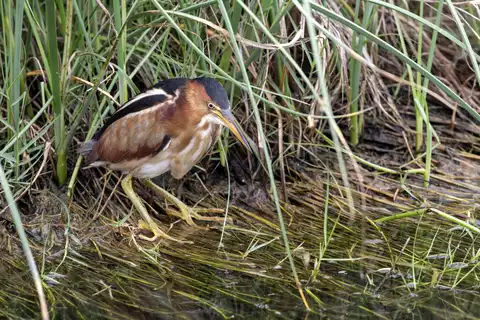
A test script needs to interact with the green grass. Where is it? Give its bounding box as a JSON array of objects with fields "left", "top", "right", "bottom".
[{"left": 0, "top": 0, "right": 479, "bottom": 319}]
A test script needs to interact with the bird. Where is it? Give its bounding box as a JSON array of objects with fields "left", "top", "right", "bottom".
[{"left": 80, "top": 77, "right": 250, "bottom": 243}]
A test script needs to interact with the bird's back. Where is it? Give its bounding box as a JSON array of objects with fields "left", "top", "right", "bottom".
[{"left": 80, "top": 79, "right": 187, "bottom": 166}]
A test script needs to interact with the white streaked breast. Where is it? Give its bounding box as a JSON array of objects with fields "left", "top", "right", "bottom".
[
  {"left": 178, "top": 136, "right": 196, "bottom": 156},
  {"left": 191, "top": 125, "right": 212, "bottom": 160}
]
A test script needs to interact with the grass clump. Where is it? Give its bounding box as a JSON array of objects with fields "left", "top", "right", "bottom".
[{"left": 0, "top": 0, "right": 479, "bottom": 319}]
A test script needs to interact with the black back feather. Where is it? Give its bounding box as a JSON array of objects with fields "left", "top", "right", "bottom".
[{"left": 92, "top": 78, "right": 189, "bottom": 140}]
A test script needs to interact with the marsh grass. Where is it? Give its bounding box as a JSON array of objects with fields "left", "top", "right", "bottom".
[{"left": 0, "top": 0, "right": 479, "bottom": 319}]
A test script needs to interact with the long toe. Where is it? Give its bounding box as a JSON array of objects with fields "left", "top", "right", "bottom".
[
  {"left": 190, "top": 208, "right": 232, "bottom": 224},
  {"left": 137, "top": 220, "right": 193, "bottom": 244},
  {"left": 165, "top": 207, "right": 206, "bottom": 230},
  {"left": 174, "top": 207, "right": 233, "bottom": 225}
]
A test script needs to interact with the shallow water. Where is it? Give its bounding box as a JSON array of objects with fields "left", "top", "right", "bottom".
[{"left": 2, "top": 213, "right": 479, "bottom": 320}]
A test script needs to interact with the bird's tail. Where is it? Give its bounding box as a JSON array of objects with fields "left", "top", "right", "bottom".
[{"left": 79, "top": 139, "right": 99, "bottom": 165}]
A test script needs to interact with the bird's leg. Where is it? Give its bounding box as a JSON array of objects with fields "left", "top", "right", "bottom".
[
  {"left": 143, "top": 179, "right": 230, "bottom": 226},
  {"left": 121, "top": 173, "right": 191, "bottom": 243}
]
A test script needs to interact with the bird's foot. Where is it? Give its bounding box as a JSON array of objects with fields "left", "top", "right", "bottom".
[
  {"left": 137, "top": 219, "right": 193, "bottom": 244},
  {"left": 143, "top": 179, "right": 232, "bottom": 228},
  {"left": 165, "top": 206, "right": 233, "bottom": 228},
  {"left": 122, "top": 174, "right": 192, "bottom": 244}
]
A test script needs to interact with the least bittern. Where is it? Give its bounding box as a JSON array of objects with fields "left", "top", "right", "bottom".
[{"left": 80, "top": 77, "right": 250, "bottom": 243}]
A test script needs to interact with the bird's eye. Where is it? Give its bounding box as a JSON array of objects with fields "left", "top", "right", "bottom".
[{"left": 207, "top": 102, "right": 215, "bottom": 110}]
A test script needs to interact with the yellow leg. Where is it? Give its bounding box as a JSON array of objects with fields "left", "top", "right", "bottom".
[
  {"left": 143, "top": 179, "right": 231, "bottom": 226},
  {"left": 121, "top": 173, "right": 192, "bottom": 243}
]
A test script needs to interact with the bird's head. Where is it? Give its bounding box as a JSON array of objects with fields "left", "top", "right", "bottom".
[{"left": 185, "top": 77, "right": 251, "bottom": 152}]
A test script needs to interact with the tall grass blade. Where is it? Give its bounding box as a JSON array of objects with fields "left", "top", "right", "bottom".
[
  {"left": 422, "top": 0, "right": 445, "bottom": 187},
  {"left": 114, "top": 0, "right": 128, "bottom": 104},
  {"left": 0, "top": 165, "right": 49, "bottom": 320},
  {"left": 216, "top": 0, "right": 310, "bottom": 309},
  {"left": 46, "top": 0, "right": 67, "bottom": 185},
  {"left": 2, "top": 0, "right": 26, "bottom": 178},
  {"left": 349, "top": 1, "right": 374, "bottom": 145},
  {"left": 415, "top": 0, "right": 425, "bottom": 154}
]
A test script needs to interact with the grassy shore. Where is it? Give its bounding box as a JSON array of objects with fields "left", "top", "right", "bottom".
[{"left": 0, "top": 1, "right": 479, "bottom": 319}]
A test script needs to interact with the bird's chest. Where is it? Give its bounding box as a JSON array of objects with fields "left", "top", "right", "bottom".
[
  {"left": 170, "top": 123, "right": 220, "bottom": 175},
  {"left": 135, "top": 123, "right": 220, "bottom": 179}
]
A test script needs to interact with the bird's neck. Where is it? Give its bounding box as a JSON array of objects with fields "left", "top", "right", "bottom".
[{"left": 166, "top": 96, "right": 205, "bottom": 138}]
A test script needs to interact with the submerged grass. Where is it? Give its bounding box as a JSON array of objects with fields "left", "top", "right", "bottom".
[{"left": 0, "top": 0, "right": 479, "bottom": 319}]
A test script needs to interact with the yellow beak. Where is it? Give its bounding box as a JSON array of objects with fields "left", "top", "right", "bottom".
[{"left": 215, "top": 109, "right": 251, "bottom": 152}]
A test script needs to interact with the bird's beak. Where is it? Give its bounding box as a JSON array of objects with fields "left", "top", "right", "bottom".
[{"left": 216, "top": 109, "right": 251, "bottom": 152}]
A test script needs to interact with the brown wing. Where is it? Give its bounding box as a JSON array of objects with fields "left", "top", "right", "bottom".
[
  {"left": 94, "top": 102, "right": 174, "bottom": 163},
  {"left": 81, "top": 86, "right": 180, "bottom": 165},
  {"left": 80, "top": 78, "right": 195, "bottom": 165}
]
